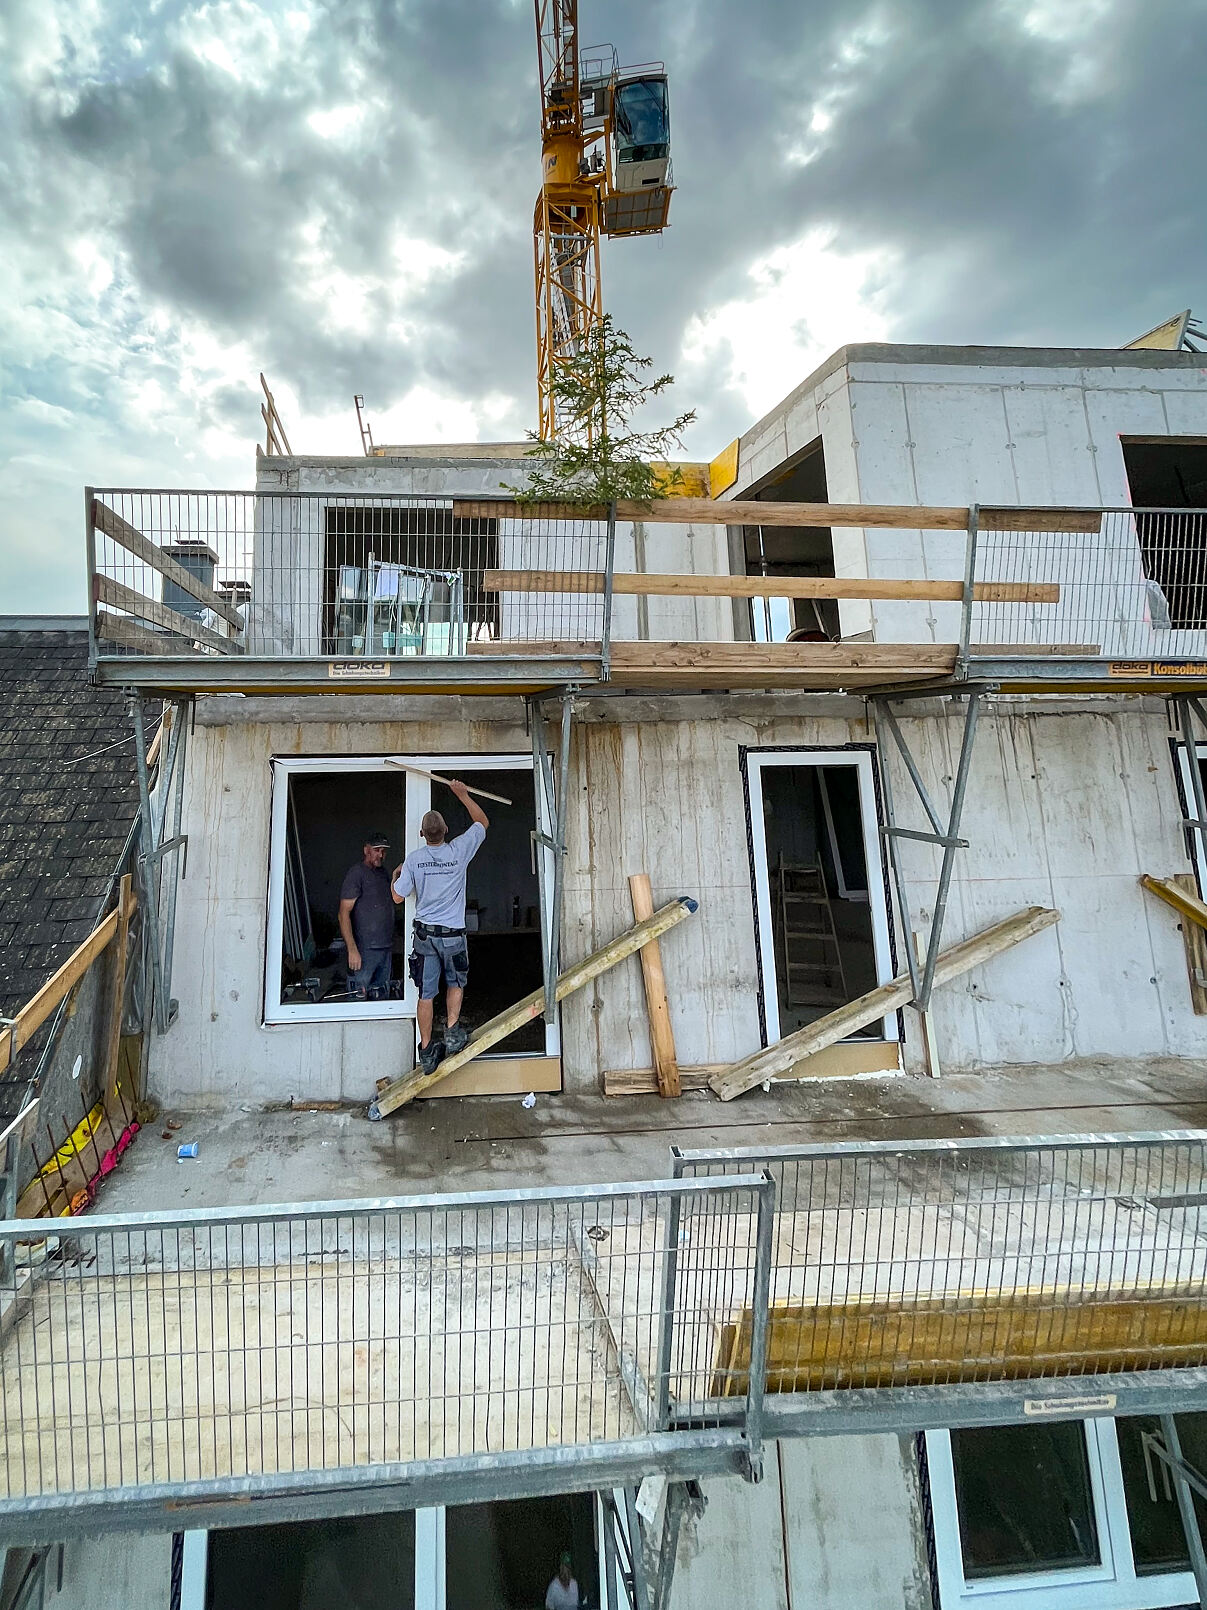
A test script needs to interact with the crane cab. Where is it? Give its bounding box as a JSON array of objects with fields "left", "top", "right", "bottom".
[{"left": 602, "top": 69, "right": 673, "bottom": 237}]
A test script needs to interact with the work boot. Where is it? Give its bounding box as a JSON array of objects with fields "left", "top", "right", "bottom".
[
  {"left": 444, "top": 1021, "right": 469, "bottom": 1055},
  {"left": 418, "top": 1039, "right": 444, "bottom": 1075}
]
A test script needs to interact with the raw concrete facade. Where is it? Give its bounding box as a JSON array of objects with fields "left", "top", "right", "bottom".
[
  {"left": 52, "top": 345, "right": 1207, "bottom": 1610},
  {"left": 153, "top": 690, "right": 1207, "bottom": 1105}
]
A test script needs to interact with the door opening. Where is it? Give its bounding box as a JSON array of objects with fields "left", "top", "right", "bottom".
[
  {"left": 425, "top": 767, "right": 544, "bottom": 1055},
  {"left": 745, "top": 748, "right": 896, "bottom": 1048},
  {"left": 205, "top": 1510, "right": 416, "bottom": 1610},
  {"left": 445, "top": 1493, "right": 600, "bottom": 1610}
]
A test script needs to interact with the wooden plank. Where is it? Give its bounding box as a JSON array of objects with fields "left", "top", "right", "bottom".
[
  {"left": 95, "top": 574, "right": 236, "bottom": 655},
  {"left": 609, "top": 642, "right": 958, "bottom": 671},
  {"left": 1172, "top": 874, "right": 1207, "bottom": 1015},
  {"left": 467, "top": 640, "right": 602, "bottom": 657},
  {"left": 628, "top": 873, "right": 680, "bottom": 1097},
  {"left": 1141, "top": 873, "right": 1207, "bottom": 933},
  {"left": 383, "top": 760, "right": 513, "bottom": 805},
  {"left": 482, "top": 570, "right": 1059, "bottom": 604},
  {"left": 421, "top": 1055, "right": 562, "bottom": 1099},
  {"left": 456, "top": 498, "right": 971, "bottom": 530},
  {"left": 0, "top": 909, "right": 121, "bottom": 1077},
  {"left": 980, "top": 507, "right": 1103, "bottom": 534},
  {"left": 102, "top": 877, "right": 137, "bottom": 1108},
  {"left": 96, "top": 610, "right": 192, "bottom": 657},
  {"left": 369, "top": 898, "right": 698, "bottom": 1116},
  {"left": 969, "top": 642, "right": 1101, "bottom": 656},
  {"left": 709, "top": 906, "right": 1061, "bottom": 1101},
  {"left": 91, "top": 500, "right": 243, "bottom": 628},
  {"left": 603, "top": 1065, "right": 726, "bottom": 1096}
]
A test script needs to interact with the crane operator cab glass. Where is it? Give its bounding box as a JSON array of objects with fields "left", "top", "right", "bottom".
[{"left": 611, "top": 75, "right": 670, "bottom": 193}]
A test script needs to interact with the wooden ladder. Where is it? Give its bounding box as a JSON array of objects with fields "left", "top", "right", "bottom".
[{"left": 776, "top": 857, "right": 849, "bottom": 1008}]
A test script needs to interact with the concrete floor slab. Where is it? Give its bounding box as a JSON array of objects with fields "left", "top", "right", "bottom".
[{"left": 94, "top": 1059, "right": 1207, "bottom": 1216}]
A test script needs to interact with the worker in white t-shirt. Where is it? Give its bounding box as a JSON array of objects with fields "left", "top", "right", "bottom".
[{"left": 545, "top": 1552, "right": 580, "bottom": 1610}]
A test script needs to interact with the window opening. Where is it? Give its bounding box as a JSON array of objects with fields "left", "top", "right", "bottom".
[
  {"left": 950, "top": 1421, "right": 1101, "bottom": 1580},
  {"left": 280, "top": 770, "right": 407, "bottom": 1009},
  {"left": 613, "top": 77, "right": 670, "bottom": 161},
  {"left": 743, "top": 439, "right": 837, "bottom": 644},
  {"left": 1122, "top": 439, "right": 1207, "bottom": 629},
  {"left": 745, "top": 749, "right": 896, "bottom": 1046},
  {"left": 445, "top": 1493, "right": 599, "bottom": 1610},
  {"left": 205, "top": 1510, "right": 416, "bottom": 1610},
  {"left": 324, "top": 506, "right": 499, "bottom": 653},
  {"left": 428, "top": 768, "right": 545, "bottom": 1055},
  {"left": 928, "top": 1415, "right": 1207, "bottom": 1608}
]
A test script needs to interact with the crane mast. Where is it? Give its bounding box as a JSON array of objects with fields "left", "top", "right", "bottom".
[
  {"left": 533, "top": 0, "right": 602, "bottom": 441},
  {"left": 532, "top": 1, "right": 673, "bottom": 439}
]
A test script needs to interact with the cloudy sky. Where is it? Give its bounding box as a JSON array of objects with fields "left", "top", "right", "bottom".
[{"left": 2, "top": 0, "right": 1204, "bottom": 612}]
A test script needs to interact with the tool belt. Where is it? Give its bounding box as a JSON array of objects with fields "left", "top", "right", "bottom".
[{"left": 413, "top": 921, "right": 466, "bottom": 939}]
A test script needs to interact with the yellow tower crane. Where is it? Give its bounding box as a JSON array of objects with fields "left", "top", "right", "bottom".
[{"left": 533, "top": 2, "right": 674, "bottom": 438}]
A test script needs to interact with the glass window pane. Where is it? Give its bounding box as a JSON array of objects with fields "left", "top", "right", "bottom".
[
  {"left": 951, "top": 1423, "right": 1100, "bottom": 1580},
  {"left": 205, "top": 1510, "right": 416, "bottom": 1610},
  {"left": 1118, "top": 1413, "right": 1207, "bottom": 1576},
  {"left": 446, "top": 1493, "right": 599, "bottom": 1610}
]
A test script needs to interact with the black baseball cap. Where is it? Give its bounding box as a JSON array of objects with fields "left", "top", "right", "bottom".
[{"left": 365, "top": 831, "right": 390, "bottom": 848}]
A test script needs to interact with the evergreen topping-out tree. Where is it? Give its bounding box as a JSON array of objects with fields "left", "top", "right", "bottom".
[{"left": 506, "top": 315, "right": 697, "bottom": 506}]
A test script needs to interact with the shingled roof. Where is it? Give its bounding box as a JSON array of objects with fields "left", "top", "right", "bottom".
[{"left": 0, "top": 621, "right": 147, "bottom": 1019}]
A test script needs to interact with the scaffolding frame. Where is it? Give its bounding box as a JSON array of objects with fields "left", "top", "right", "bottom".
[{"left": 867, "top": 684, "right": 992, "bottom": 1010}]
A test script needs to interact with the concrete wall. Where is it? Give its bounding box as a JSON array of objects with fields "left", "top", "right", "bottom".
[
  {"left": 673, "top": 1435, "right": 932, "bottom": 1610},
  {"left": 730, "top": 344, "right": 1207, "bottom": 650},
  {"left": 14, "top": 1534, "right": 173, "bottom": 1610},
  {"left": 151, "top": 691, "right": 1207, "bottom": 1106},
  {"left": 253, "top": 455, "right": 733, "bottom": 648}
]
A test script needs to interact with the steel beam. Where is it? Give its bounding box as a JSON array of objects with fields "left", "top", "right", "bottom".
[
  {"left": 529, "top": 690, "right": 575, "bottom": 1023},
  {"left": 0, "top": 1433, "right": 750, "bottom": 1546},
  {"left": 94, "top": 655, "right": 603, "bottom": 695}
]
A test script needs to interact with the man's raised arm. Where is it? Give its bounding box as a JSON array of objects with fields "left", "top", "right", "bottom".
[{"left": 448, "top": 779, "right": 489, "bottom": 832}]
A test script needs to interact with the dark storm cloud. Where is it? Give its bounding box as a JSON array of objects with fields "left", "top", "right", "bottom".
[{"left": 4, "top": 0, "right": 1206, "bottom": 473}]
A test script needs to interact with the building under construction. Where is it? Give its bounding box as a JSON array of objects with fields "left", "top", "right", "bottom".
[{"left": 6, "top": 337, "right": 1207, "bottom": 1609}]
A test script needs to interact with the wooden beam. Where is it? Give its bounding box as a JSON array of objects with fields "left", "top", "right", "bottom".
[
  {"left": 456, "top": 498, "right": 972, "bottom": 530},
  {"left": 714, "top": 1284, "right": 1207, "bottom": 1396},
  {"left": 458, "top": 498, "right": 1107, "bottom": 534},
  {"left": 102, "top": 877, "right": 137, "bottom": 1108},
  {"left": 95, "top": 574, "right": 236, "bottom": 655},
  {"left": 91, "top": 500, "right": 243, "bottom": 628},
  {"left": 980, "top": 507, "right": 1103, "bottom": 534},
  {"left": 603, "top": 1065, "right": 724, "bottom": 1096},
  {"left": 96, "top": 610, "right": 193, "bottom": 657},
  {"left": 0, "top": 908, "right": 121, "bottom": 1077},
  {"left": 482, "top": 569, "right": 1060, "bottom": 604},
  {"left": 628, "top": 874, "right": 680, "bottom": 1097},
  {"left": 709, "top": 906, "right": 1061, "bottom": 1101},
  {"left": 1141, "top": 873, "right": 1207, "bottom": 933},
  {"left": 609, "top": 642, "right": 958, "bottom": 672},
  {"left": 370, "top": 897, "right": 698, "bottom": 1116}
]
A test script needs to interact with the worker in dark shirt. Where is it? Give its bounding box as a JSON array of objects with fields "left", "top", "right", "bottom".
[{"left": 338, "top": 832, "right": 396, "bottom": 998}]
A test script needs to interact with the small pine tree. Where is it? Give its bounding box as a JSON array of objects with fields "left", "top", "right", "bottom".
[{"left": 506, "top": 315, "right": 697, "bottom": 505}]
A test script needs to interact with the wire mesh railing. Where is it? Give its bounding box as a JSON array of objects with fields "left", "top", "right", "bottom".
[
  {"left": 675, "top": 1134, "right": 1207, "bottom": 1399},
  {"left": 969, "top": 507, "right": 1207, "bottom": 661},
  {"left": 0, "top": 1175, "right": 772, "bottom": 1513},
  {"left": 86, "top": 490, "right": 611, "bottom": 663}
]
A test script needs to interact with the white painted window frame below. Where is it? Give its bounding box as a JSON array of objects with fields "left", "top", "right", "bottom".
[
  {"left": 264, "top": 752, "right": 559, "bottom": 1060},
  {"left": 926, "top": 1421, "right": 1200, "bottom": 1610}
]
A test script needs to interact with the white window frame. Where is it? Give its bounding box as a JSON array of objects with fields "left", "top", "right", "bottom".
[
  {"left": 264, "top": 752, "right": 559, "bottom": 1059},
  {"left": 745, "top": 747, "right": 898, "bottom": 1045},
  {"left": 927, "top": 1421, "right": 1201, "bottom": 1610}
]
